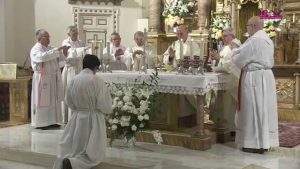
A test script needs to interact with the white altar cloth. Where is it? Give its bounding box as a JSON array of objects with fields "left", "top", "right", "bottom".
[{"left": 97, "top": 71, "right": 227, "bottom": 95}]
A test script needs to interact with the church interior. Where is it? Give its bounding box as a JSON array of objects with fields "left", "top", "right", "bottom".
[{"left": 0, "top": 0, "right": 299, "bottom": 168}]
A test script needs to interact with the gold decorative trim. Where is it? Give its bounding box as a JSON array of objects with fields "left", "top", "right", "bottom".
[
  {"left": 69, "top": 0, "right": 124, "bottom": 5},
  {"left": 276, "top": 78, "right": 295, "bottom": 104}
]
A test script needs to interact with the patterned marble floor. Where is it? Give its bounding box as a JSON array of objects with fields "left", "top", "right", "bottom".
[
  {"left": 0, "top": 160, "right": 47, "bottom": 169},
  {"left": 0, "top": 124, "right": 299, "bottom": 169}
]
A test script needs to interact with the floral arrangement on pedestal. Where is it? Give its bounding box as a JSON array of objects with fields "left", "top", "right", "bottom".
[
  {"left": 260, "top": 9, "right": 284, "bottom": 38},
  {"left": 162, "top": 0, "right": 197, "bottom": 32},
  {"left": 210, "top": 16, "right": 231, "bottom": 40},
  {"left": 106, "top": 71, "right": 159, "bottom": 146}
]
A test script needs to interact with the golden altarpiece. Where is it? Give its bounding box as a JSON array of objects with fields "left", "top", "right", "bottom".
[
  {"left": 222, "top": 0, "right": 300, "bottom": 123},
  {"left": 144, "top": 0, "right": 300, "bottom": 144}
]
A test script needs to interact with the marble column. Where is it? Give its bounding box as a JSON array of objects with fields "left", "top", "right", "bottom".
[
  {"left": 197, "top": 0, "right": 211, "bottom": 33},
  {"left": 148, "top": 0, "right": 162, "bottom": 33},
  {"left": 230, "top": 0, "right": 238, "bottom": 35}
]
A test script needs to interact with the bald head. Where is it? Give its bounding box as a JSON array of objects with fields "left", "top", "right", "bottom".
[
  {"left": 134, "top": 31, "right": 145, "bottom": 46},
  {"left": 36, "top": 29, "right": 48, "bottom": 39},
  {"left": 176, "top": 24, "right": 189, "bottom": 41},
  {"left": 246, "top": 16, "right": 264, "bottom": 36},
  {"left": 66, "top": 25, "right": 79, "bottom": 41},
  {"left": 36, "top": 29, "right": 50, "bottom": 47},
  {"left": 222, "top": 28, "right": 235, "bottom": 45}
]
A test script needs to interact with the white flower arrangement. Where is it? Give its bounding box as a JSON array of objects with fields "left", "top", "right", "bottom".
[
  {"left": 162, "top": 0, "right": 196, "bottom": 18},
  {"left": 152, "top": 130, "right": 163, "bottom": 145},
  {"left": 106, "top": 71, "right": 159, "bottom": 144},
  {"left": 263, "top": 19, "right": 284, "bottom": 38},
  {"left": 163, "top": 0, "right": 196, "bottom": 32},
  {"left": 210, "top": 16, "right": 230, "bottom": 40}
]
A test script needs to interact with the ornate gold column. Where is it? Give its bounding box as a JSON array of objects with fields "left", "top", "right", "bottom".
[
  {"left": 295, "top": 31, "right": 300, "bottom": 64},
  {"left": 148, "top": 0, "right": 162, "bottom": 34},
  {"left": 191, "top": 0, "right": 212, "bottom": 58},
  {"left": 295, "top": 73, "right": 300, "bottom": 109}
]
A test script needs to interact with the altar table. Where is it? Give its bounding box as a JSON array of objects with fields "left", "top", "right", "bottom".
[{"left": 97, "top": 71, "right": 227, "bottom": 150}]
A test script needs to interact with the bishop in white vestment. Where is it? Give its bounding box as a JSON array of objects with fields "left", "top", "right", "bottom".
[
  {"left": 30, "top": 29, "right": 67, "bottom": 128},
  {"left": 232, "top": 17, "right": 279, "bottom": 153},
  {"left": 53, "top": 54, "right": 112, "bottom": 169},
  {"left": 61, "top": 26, "right": 90, "bottom": 123}
]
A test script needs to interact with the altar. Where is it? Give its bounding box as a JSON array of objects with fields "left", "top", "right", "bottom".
[{"left": 98, "top": 71, "right": 227, "bottom": 150}]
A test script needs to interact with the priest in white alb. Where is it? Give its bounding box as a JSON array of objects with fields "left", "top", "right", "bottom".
[
  {"left": 61, "top": 25, "right": 90, "bottom": 123},
  {"left": 210, "top": 28, "right": 241, "bottom": 135},
  {"left": 103, "top": 32, "right": 130, "bottom": 70},
  {"left": 163, "top": 24, "right": 202, "bottom": 68},
  {"left": 125, "top": 31, "right": 155, "bottom": 70},
  {"left": 53, "top": 54, "right": 112, "bottom": 169},
  {"left": 232, "top": 16, "right": 279, "bottom": 154},
  {"left": 30, "top": 29, "right": 68, "bottom": 129}
]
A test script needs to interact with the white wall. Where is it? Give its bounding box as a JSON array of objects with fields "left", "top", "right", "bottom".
[
  {"left": 0, "top": 0, "right": 5, "bottom": 62},
  {"left": 0, "top": 0, "right": 35, "bottom": 65},
  {"left": 14, "top": 0, "right": 35, "bottom": 66},
  {"left": 4, "top": 0, "right": 15, "bottom": 63},
  {"left": 34, "top": 0, "right": 73, "bottom": 47},
  {"left": 34, "top": 0, "right": 149, "bottom": 48}
]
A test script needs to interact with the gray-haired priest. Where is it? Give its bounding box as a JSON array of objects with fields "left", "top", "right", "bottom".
[
  {"left": 30, "top": 29, "right": 68, "bottom": 129},
  {"left": 163, "top": 24, "right": 202, "bottom": 67}
]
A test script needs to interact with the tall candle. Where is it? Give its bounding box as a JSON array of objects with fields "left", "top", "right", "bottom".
[
  {"left": 292, "top": 13, "right": 296, "bottom": 23},
  {"left": 143, "top": 28, "right": 147, "bottom": 53},
  {"left": 106, "top": 42, "right": 110, "bottom": 57},
  {"left": 179, "top": 39, "right": 183, "bottom": 59},
  {"left": 98, "top": 41, "right": 103, "bottom": 60}
]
